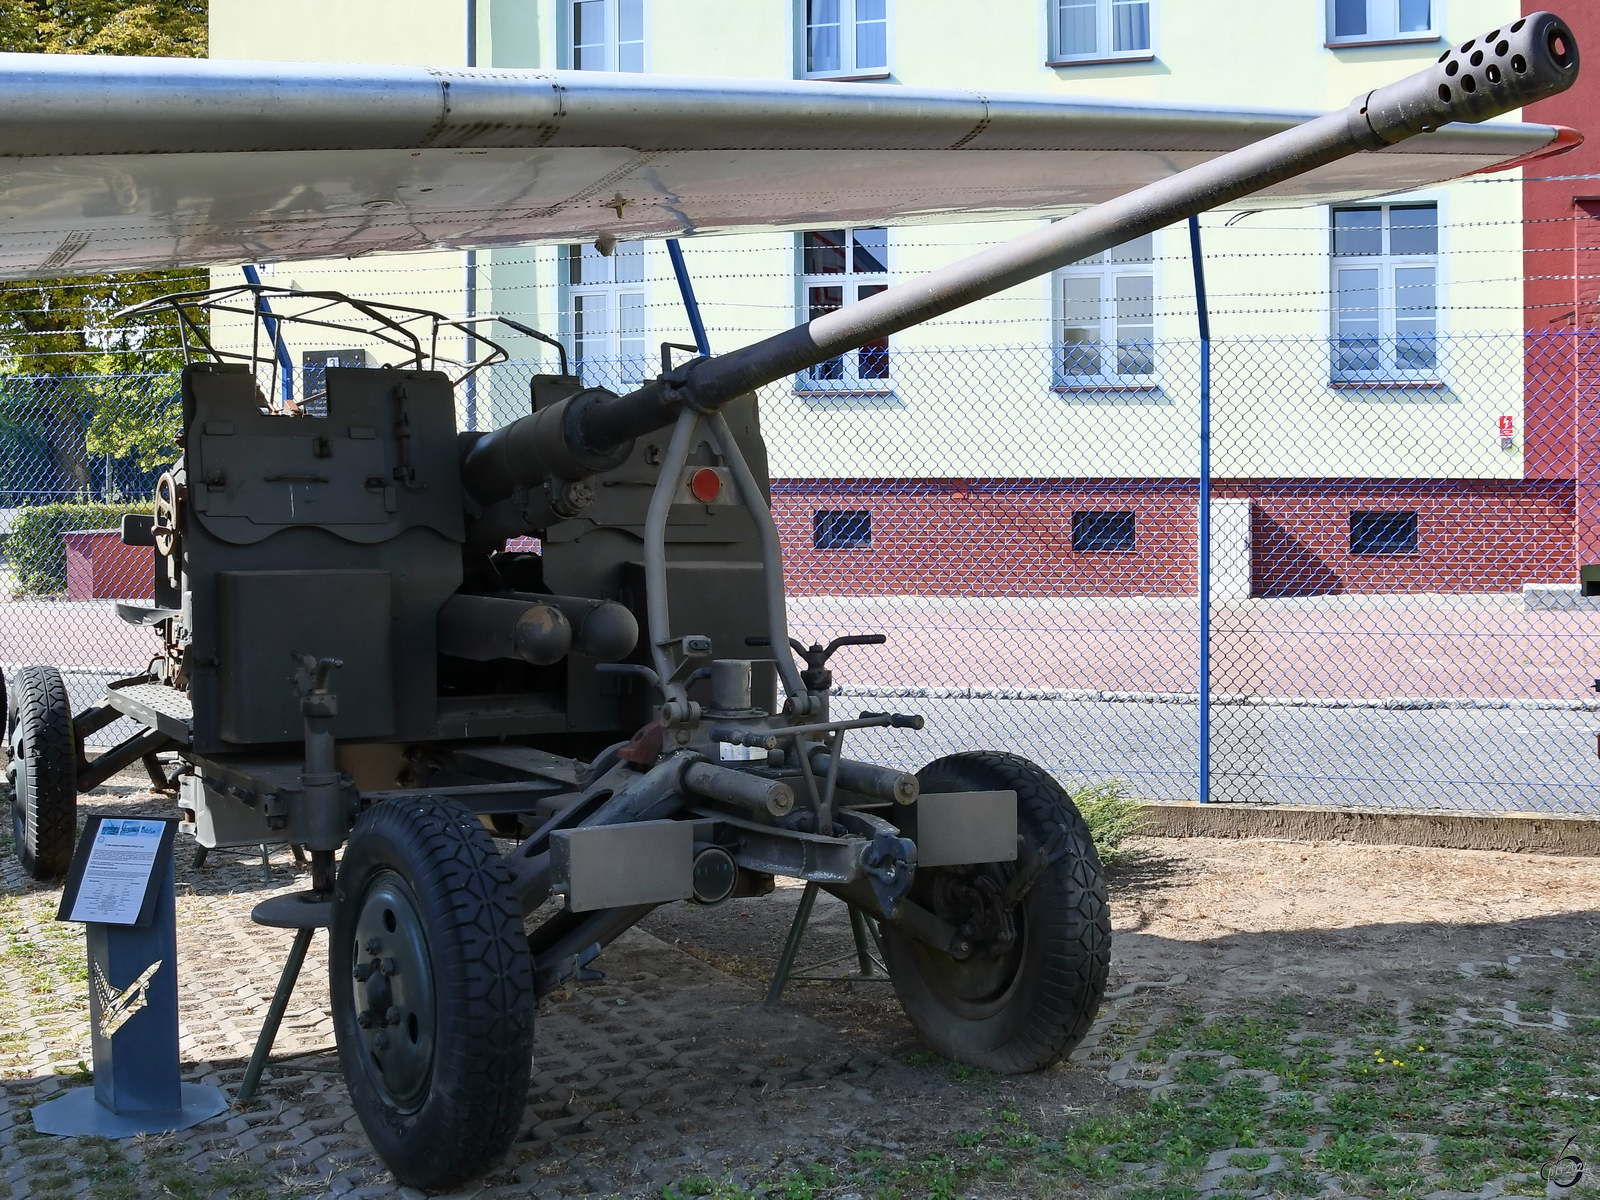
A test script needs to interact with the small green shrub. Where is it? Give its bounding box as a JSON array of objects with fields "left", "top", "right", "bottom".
[
  {"left": 7, "top": 502, "right": 152, "bottom": 596},
  {"left": 1070, "top": 777, "right": 1147, "bottom": 866}
]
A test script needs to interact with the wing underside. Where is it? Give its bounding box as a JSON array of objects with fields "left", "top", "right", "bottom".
[{"left": 0, "top": 54, "right": 1574, "bottom": 281}]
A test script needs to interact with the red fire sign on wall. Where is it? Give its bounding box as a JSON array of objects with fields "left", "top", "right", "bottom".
[{"left": 1499, "top": 415, "right": 1516, "bottom": 438}]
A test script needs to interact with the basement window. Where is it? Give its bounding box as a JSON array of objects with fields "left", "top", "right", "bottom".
[
  {"left": 1350, "top": 510, "right": 1418, "bottom": 554},
  {"left": 1072, "top": 510, "right": 1136, "bottom": 552},
  {"left": 813, "top": 510, "right": 872, "bottom": 549}
]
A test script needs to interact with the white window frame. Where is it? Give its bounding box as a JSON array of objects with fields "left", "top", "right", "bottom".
[
  {"left": 563, "top": 241, "right": 651, "bottom": 392},
  {"left": 801, "top": 0, "right": 890, "bottom": 80},
  {"left": 1325, "top": 0, "right": 1439, "bottom": 48},
  {"left": 1048, "top": 0, "right": 1155, "bottom": 66},
  {"left": 1052, "top": 233, "right": 1159, "bottom": 389},
  {"left": 1329, "top": 202, "right": 1441, "bottom": 384},
  {"left": 796, "top": 227, "right": 893, "bottom": 394},
  {"left": 568, "top": 0, "right": 645, "bottom": 72}
]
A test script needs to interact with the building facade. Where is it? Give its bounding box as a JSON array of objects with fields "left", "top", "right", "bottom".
[
  {"left": 210, "top": 0, "right": 1571, "bottom": 597},
  {"left": 1522, "top": 0, "right": 1600, "bottom": 583}
]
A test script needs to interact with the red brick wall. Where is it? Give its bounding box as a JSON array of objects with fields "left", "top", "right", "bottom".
[
  {"left": 776, "top": 480, "right": 1198, "bottom": 596},
  {"left": 1236, "top": 480, "right": 1573, "bottom": 596},
  {"left": 1522, "top": 1, "right": 1599, "bottom": 338},
  {"left": 1520, "top": 1, "right": 1597, "bottom": 518},
  {"left": 774, "top": 479, "right": 1573, "bottom": 597}
]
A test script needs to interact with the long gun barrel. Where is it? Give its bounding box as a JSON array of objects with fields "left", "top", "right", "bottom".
[{"left": 462, "top": 12, "right": 1579, "bottom": 503}]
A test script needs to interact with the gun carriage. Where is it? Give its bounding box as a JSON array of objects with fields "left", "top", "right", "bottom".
[{"left": 1, "top": 12, "right": 1580, "bottom": 1188}]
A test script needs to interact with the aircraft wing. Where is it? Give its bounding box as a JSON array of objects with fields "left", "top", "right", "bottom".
[{"left": 0, "top": 53, "right": 1577, "bottom": 281}]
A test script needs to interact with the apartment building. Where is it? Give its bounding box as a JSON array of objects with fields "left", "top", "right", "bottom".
[{"left": 211, "top": 0, "right": 1566, "bottom": 597}]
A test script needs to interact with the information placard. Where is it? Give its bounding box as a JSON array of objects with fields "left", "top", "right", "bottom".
[{"left": 56, "top": 817, "right": 179, "bottom": 928}]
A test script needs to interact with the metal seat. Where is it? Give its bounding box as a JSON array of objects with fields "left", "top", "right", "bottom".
[{"left": 237, "top": 890, "right": 332, "bottom": 1102}]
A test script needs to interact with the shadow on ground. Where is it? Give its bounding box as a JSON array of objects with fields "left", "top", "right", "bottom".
[{"left": 2, "top": 794, "right": 1597, "bottom": 1200}]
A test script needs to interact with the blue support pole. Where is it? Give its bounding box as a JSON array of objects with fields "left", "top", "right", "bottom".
[
  {"left": 241, "top": 265, "right": 295, "bottom": 407},
  {"left": 1187, "top": 216, "right": 1211, "bottom": 805},
  {"left": 666, "top": 239, "right": 711, "bottom": 355},
  {"left": 463, "top": 2, "right": 479, "bottom": 429},
  {"left": 464, "top": 249, "right": 478, "bottom": 430}
]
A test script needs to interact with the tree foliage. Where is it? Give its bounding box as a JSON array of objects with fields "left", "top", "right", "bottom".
[
  {"left": 0, "top": 1, "right": 206, "bottom": 58},
  {"left": 0, "top": 3, "right": 206, "bottom": 487}
]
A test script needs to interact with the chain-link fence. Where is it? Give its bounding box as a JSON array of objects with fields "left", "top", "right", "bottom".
[{"left": 5, "top": 332, "right": 1599, "bottom": 815}]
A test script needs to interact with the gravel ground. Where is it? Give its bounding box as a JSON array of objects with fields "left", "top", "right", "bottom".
[{"left": 1, "top": 777, "right": 1597, "bottom": 1200}]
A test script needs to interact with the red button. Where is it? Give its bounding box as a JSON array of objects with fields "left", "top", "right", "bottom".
[{"left": 690, "top": 468, "right": 722, "bottom": 503}]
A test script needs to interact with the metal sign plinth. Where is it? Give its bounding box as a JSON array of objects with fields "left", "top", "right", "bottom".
[
  {"left": 33, "top": 818, "right": 228, "bottom": 1137},
  {"left": 31, "top": 1081, "right": 229, "bottom": 1138}
]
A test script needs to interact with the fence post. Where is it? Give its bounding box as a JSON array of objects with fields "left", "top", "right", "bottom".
[
  {"left": 667, "top": 240, "right": 712, "bottom": 356},
  {"left": 241, "top": 265, "right": 295, "bottom": 408},
  {"left": 463, "top": 249, "right": 478, "bottom": 430},
  {"left": 463, "top": 0, "right": 479, "bottom": 430},
  {"left": 1187, "top": 215, "right": 1211, "bottom": 805}
]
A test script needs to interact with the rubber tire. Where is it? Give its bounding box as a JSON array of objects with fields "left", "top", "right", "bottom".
[
  {"left": 330, "top": 799, "right": 535, "bottom": 1190},
  {"left": 882, "top": 751, "right": 1111, "bottom": 1074},
  {"left": 7, "top": 664, "right": 75, "bottom": 879}
]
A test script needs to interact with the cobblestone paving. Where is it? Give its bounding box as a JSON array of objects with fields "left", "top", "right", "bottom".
[
  {"left": 0, "top": 784, "right": 1112, "bottom": 1200},
  {"left": 2, "top": 787, "right": 1597, "bottom": 1200},
  {"left": 1061, "top": 952, "right": 1600, "bottom": 1200}
]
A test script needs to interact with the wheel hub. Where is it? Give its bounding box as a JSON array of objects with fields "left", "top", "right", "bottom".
[
  {"left": 940, "top": 873, "right": 1017, "bottom": 958},
  {"left": 907, "top": 866, "right": 1028, "bottom": 1013},
  {"left": 348, "top": 872, "right": 436, "bottom": 1111}
]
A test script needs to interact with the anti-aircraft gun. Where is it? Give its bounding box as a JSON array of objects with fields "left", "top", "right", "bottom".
[{"left": 1, "top": 13, "right": 1579, "bottom": 1189}]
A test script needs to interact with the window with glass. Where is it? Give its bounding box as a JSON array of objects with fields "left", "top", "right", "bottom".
[
  {"left": 1053, "top": 233, "right": 1156, "bottom": 385},
  {"left": 1326, "top": 0, "right": 1434, "bottom": 45},
  {"left": 1072, "top": 511, "right": 1137, "bottom": 552},
  {"left": 798, "top": 228, "right": 890, "bottom": 390},
  {"left": 565, "top": 241, "right": 649, "bottom": 390},
  {"left": 1350, "top": 511, "right": 1418, "bottom": 555},
  {"left": 1331, "top": 203, "right": 1438, "bottom": 381},
  {"left": 1050, "top": 0, "right": 1152, "bottom": 63},
  {"left": 813, "top": 510, "right": 872, "bottom": 549},
  {"left": 803, "top": 0, "right": 888, "bottom": 77},
  {"left": 571, "top": 0, "right": 644, "bottom": 71}
]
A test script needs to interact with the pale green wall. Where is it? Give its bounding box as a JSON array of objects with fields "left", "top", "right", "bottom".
[
  {"left": 484, "top": 0, "right": 547, "bottom": 68},
  {"left": 209, "top": 0, "right": 1531, "bottom": 477},
  {"left": 211, "top": 0, "right": 466, "bottom": 65}
]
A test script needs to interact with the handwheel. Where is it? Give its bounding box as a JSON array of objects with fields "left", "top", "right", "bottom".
[
  {"left": 330, "top": 799, "right": 534, "bottom": 1190},
  {"left": 7, "top": 664, "right": 75, "bottom": 878},
  {"left": 152, "top": 471, "right": 179, "bottom": 558},
  {"left": 883, "top": 751, "right": 1111, "bottom": 1073}
]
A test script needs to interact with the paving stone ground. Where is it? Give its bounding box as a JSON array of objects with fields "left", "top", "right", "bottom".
[{"left": 2, "top": 777, "right": 1598, "bottom": 1200}]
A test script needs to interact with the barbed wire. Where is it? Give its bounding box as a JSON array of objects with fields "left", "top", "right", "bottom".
[
  {"left": 139, "top": 212, "right": 1600, "bottom": 284},
  {"left": 1, "top": 208, "right": 1597, "bottom": 347},
  {"left": 2, "top": 324, "right": 1595, "bottom": 364},
  {"left": 2, "top": 262, "right": 1594, "bottom": 323}
]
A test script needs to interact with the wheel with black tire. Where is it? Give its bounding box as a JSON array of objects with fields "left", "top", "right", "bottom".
[
  {"left": 6, "top": 664, "right": 75, "bottom": 878},
  {"left": 883, "top": 751, "right": 1111, "bottom": 1074},
  {"left": 330, "top": 799, "right": 535, "bottom": 1190}
]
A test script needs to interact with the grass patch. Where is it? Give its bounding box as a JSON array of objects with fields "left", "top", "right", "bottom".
[
  {"left": 0, "top": 882, "right": 90, "bottom": 1077},
  {"left": 1070, "top": 778, "right": 1146, "bottom": 866},
  {"left": 659, "top": 964, "right": 1600, "bottom": 1200}
]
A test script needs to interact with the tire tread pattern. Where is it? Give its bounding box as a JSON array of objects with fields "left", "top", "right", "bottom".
[
  {"left": 889, "top": 751, "right": 1112, "bottom": 1074},
  {"left": 332, "top": 799, "right": 534, "bottom": 1190},
  {"left": 9, "top": 664, "right": 75, "bottom": 878}
]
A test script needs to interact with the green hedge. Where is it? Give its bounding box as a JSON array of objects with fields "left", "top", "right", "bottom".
[{"left": 8, "top": 502, "right": 153, "bottom": 596}]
